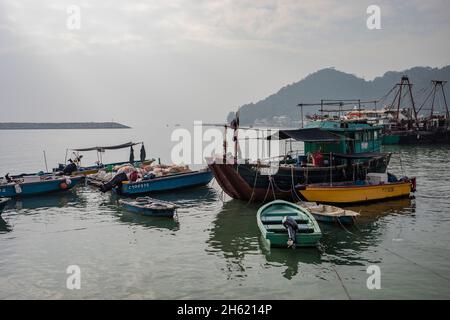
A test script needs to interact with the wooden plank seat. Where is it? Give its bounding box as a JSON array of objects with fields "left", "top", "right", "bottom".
[
  {"left": 264, "top": 224, "right": 315, "bottom": 233},
  {"left": 261, "top": 216, "right": 309, "bottom": 224}
]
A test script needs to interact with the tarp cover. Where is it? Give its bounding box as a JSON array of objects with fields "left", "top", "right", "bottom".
[
  {"left": 72, "top": 142, "right": 141, "bottom": 152},
  {"left": 267, "top": 128, "right": 341, "bottom": 142}
]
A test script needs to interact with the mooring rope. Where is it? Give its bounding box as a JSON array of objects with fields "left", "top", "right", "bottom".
[
  {"left": 338, "top": 216, "right": 450, "bottom": 282},
  {"left": 331, "top": 265, "right": 352, "bottom": 300},
  {"left": 246, "top": 165, "right": 259, "bottom": 206}
]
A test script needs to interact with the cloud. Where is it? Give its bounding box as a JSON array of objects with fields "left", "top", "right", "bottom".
[{"left": 0, "top": 0, "right": 449, "bottom": 124}]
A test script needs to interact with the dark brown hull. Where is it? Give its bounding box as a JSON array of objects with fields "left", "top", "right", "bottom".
[{"left": 209, "top": 157, "right": 390, "bottom": 203}]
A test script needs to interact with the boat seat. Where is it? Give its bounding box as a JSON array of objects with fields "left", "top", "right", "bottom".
[
  {"left": 261, "top": 216, "right": 309, "bottom": 224},
  {"left": 265, "top": 224, "right": 315, "bottom": 234}
]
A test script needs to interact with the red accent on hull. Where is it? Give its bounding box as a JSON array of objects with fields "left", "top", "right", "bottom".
[{"left": 208, "top": 163, "right": 293, "bottom": 202}]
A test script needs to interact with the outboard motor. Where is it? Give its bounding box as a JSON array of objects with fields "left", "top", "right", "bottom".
[
  {"left": 100, "top": 172, "right": 128, "bottom": 193},
  {"left": 282, "top": 216, "right": 299, "bottom": 249}
]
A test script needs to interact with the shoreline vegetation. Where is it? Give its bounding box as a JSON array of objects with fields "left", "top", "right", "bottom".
[{"left": 0, "top": 122, "right": 130, "bottom": 130}]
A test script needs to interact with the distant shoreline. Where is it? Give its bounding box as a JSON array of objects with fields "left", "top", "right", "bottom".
[{"left": 0, "top": 122, "right": 131, "bottom": 130}]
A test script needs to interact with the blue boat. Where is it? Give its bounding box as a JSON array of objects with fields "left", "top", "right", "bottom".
[
  {"left": 119, "top": 197, "right": 178, "bottom": 217},
  {"left": 119, "top": 169, "right": 213, "bottom": 196},
  {"left": 0, "top": 176, "right": 83, "bottom": 198},
  {"left": 0, "top": 198, "right": 9, "bottom": 215}
]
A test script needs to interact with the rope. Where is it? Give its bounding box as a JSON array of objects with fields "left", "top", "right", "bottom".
[
  {"left": 339, "top": 215, "right": 450, "bottom": 282},
  {"left": 246, "top": 164, "right": 259, "bottom": 206},
  {"left": 331, "top": 265, "right": 352, "bottom": 300},
  {"left": 262, "top": 176, "right": 272, "bottom": 203},
  {"left": 269, "top": 176, "right": 276, "bottom": 200}
]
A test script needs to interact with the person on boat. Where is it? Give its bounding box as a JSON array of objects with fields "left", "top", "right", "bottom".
[
  {"left": 311, "top": 148, "right": 324, "bottom": 167},
  {"left": 99, "top": 166, "right": 140, "bottom": 193},
  {"left": 56, "top": 159, "right": 79, "bottom": 176},
  {"left": 99, "top": 171, "right": 128, "bottom": 193}
]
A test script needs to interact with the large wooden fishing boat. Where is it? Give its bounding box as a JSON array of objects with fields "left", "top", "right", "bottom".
[{"left": 208, "top": 120, "right": 390, "bottom": 203}]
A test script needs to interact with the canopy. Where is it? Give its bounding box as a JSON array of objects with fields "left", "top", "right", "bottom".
[
  {"left": 332, "top": 152, "right": 390, "bottom": 159},
  {"left": 72, "top": 142, "right": 142, "bottom": 152},
  {"left": 267, "top": 128, "right": 342, "bottom": 142}
]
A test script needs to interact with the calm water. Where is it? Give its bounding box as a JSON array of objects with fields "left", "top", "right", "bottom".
[{"left": 1, "top": 127, "right": 450, "bottom": 299}]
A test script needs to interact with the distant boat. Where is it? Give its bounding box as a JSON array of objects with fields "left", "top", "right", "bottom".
[
  {"left": 119, "top": 197, "right": 177, "bottom": 218},
  {"left": 257, "top": 200, "right": 322, "bottom": 248},
  {"left": 297, "top": 176, "right": 416, "bottom": 204},
  {"left": 119, "top": 169, "right": 213, "bottom": 196},
  {"left": 0, "top": 198, "right": 9, "bottom": 215},
  {"left": 0, "top": 176, "right": 83, "bottom": 198},
  {"left": 300, "top": 202, "right": 359, "bottom": 225},
  {"left": 53, "top": 142, "right": 152, "bottom": 176}
]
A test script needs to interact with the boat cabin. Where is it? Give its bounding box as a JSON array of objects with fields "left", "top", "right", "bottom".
[{"left": 304, "top": 120, "right": 382, "bottom": 154}]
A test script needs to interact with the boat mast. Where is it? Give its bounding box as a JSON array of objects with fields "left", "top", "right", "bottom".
[
  {"left": 389, "top": 75, "right": 419, "bottom": 126},
  {"left": 431, "top": 80, "right": 449, "bottom": 121}
]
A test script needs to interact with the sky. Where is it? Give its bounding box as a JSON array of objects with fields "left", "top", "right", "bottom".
[{"left": 0, "top": 0, "right": 449, "bottom": 126}]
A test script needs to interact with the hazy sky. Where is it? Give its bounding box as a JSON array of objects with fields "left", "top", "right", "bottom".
[{"left": 1, "top": 0, "right": 449, "bottom": 126}]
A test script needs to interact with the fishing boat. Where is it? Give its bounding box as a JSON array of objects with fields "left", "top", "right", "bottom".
[
  {"left": 297, "top": 174, "right": 416, "bottom": 204},
  {"left": 257, "top": 200, "right": 322, "bottom": 248},
  {"left": 208, "top": 118, "right": 391, "bottom": 203},
  {"left": 119, "top": 169, "right": 213, "bottom": 196},
  {"left": 119, "top": 197, "right": 177, "bottom": 218},
  {"left": 0, "top": 176, "right": 83, "bottom": 198},
  {"left": 0, "top": 198, "right": 9, "bottom": 215},
  {"left": 300, "top": 202, "right": 359, "bottom": 225},
  {"left": 53, "top": 142, "right": 153, "bottom": 176}
]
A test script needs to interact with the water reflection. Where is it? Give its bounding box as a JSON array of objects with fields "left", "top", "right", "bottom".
[
  {"left": 320, "top": 198, "right": 415, "bottom": 266},
  {"left": 260, "top": 240, "right": 322, "bottom": 280},
  {"left": 146, "top": 186, "right": 219, "bottom": 208},
  {"left": 0, "top": 216, "right": 12, "bottom": 233},
  {"left": 118, "top": 210, "right": 180, "bottom": 231},
  {"left": 101, "top": 186, "right": 218, "bottom": 231},
  {"left": 207, "top": 200, "right": 260, "bottom": 279},
  {"left": 5, "top": 190, "right": 85, "bottom": 212}
]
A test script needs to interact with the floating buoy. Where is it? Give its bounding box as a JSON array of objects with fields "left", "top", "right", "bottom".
[{"left": 60, "top": 182, "right": 68, "bottom": 190}]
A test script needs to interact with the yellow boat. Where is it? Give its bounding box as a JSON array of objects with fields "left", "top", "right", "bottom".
[{"left": 297, "top": 177, "right": 416, "bottom": 204}]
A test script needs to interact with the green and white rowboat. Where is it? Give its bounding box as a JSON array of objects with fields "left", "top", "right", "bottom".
[{"left": 257, "top": 200, "right": 322, "bottom": 248}]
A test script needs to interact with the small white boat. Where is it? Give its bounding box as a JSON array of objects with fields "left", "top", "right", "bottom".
[{"left": 299, "top": 202, "right": 359, "bottom": 225}]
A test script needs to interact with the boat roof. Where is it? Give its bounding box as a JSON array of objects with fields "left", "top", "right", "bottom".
[
  {"left": 72, "top": 141, "right": 142, "bottom": 152},
  {"left": 267, "top": 128, "right": 343, "bottom": 142},
  {"left": 306, "top": 120, "right": 383, "bottom": 132},
  {"left": 332, "top": 152, "right": 390, "bottom": 159}
]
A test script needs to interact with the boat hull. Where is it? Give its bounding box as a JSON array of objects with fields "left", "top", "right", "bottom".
[
  {"left": 383, "top": 129, "right": 450, "bottom": 145},
  {"left": 120, "top": 202, "right": 175, "bottom": 217},
  {"left": 310, "top": 212, "right": 356, "bottom": 225},
  {"left": 298, "top": 181, "right": 413, "bottom": 204},
  {"left": 120, "top": 170, "right": 213, "bottom": 196},
  {"left": 0, "top": 177, "right": 83, "bottom": 198},
  {"left": 257, "top": 200, "right": 322, "bottom": 248},
  {"left": 208, "top": 156, "right": 389, "bottom": 203}
]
